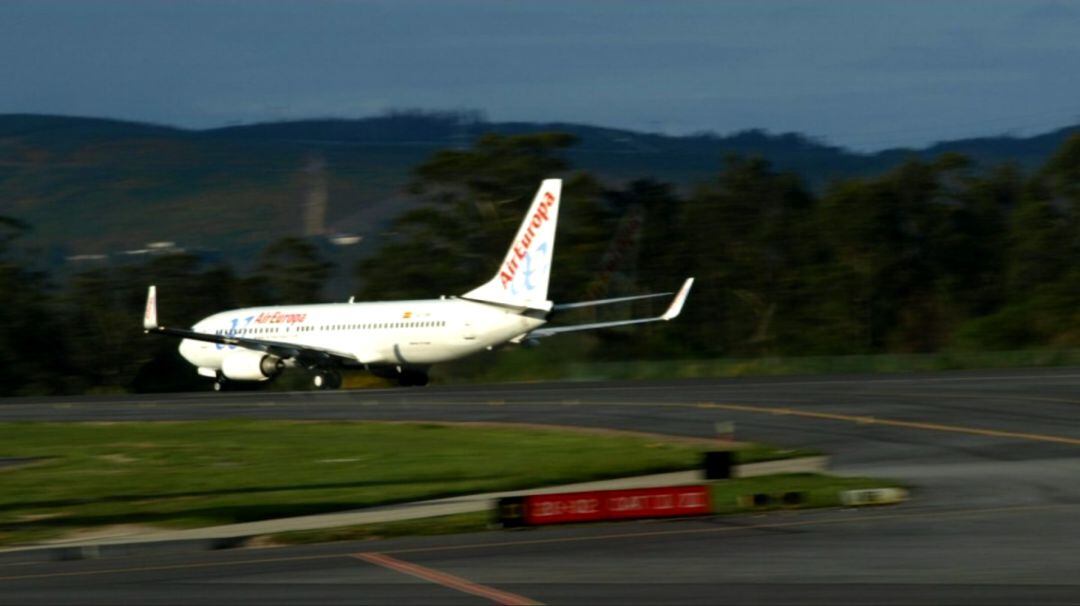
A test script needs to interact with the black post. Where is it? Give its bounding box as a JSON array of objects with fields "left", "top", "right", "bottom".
[
  {"left": 703, "top": 451, "right": 734, "bottom": 480},
  {"left": 496, "top": 496, "right": 527, "bottom": 528}
]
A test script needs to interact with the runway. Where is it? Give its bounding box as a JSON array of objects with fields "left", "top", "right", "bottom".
[{"left": 4, "top": 368, "right": 1080, "bottom": 603}]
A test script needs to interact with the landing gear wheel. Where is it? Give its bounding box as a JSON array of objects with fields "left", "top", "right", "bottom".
[
  {"left": 213, "top": 380, "right": 224, "bottom": 392},
  {"left": 313, "top": 371, "right": 342, "bottom": 390}
]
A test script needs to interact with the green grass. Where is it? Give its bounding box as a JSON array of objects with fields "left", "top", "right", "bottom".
[
  {"left": 266, "top": 473, "right": 902, "bottom": 545},
  {"left": 0, "top": 420, "right": 714, "bottom": 546},
  {"left": 268, "top": 511, "right": 493, "bottom": 545},
  {"left": 708, "top": 473, "right": 902, "bottom": 513}
]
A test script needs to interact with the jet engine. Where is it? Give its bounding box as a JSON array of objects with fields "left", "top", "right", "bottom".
[{"left": 220, "top": 350, "right": 284, "bottom": 381}]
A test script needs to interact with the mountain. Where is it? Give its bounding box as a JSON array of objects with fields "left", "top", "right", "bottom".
[
  {"left": 202, "top": 113, "right": 1080, "bottom": 185},
  {"left": 0, "top": 112, "right": 1076, "bottom": 279}
]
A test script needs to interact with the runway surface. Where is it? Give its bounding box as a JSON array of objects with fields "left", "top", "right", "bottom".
[{"left": 3, "top": 368, "right": 1080, "bottom": 603}]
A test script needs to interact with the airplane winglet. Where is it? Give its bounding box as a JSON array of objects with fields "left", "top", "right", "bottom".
[
  {"left": 143, "top": 285, "right": 158, "bottom": 331},
  {"left": 660, "top": 277, "right": 694, "bottom": 321}
]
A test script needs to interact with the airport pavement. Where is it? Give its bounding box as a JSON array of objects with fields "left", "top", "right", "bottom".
[
  {"left": 3, "top": 503, "right": 1079, "bottom": 605},
  {"left": 3, "top": 369, "right": 1080, "bottom": 603}
]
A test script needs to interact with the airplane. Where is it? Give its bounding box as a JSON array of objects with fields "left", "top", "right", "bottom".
[{"left": 143, "top": 179, "right": 694, "bottom": 390}]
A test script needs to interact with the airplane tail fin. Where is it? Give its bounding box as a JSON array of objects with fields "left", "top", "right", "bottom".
[
  {"left": 462, "top": 179, "right": 561, "bottom": 309},
  {"left": 143, "top": 285, "right": 158, "bottom": 330}
]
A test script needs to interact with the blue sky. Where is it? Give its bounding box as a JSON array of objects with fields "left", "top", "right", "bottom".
[{"left": 2, "top": 0, "right": 1079, "bottom": 150}]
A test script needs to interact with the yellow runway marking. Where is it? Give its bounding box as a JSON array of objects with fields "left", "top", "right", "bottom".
[
  {"left": 690, "top": 401, "right": 1080, "bottom": 446},
  {"left": 841, "top": 389, "right": 1080, "bottom": 407},
  {"left": 417, "top": 397, "right": 1080, "bottom": 446}
]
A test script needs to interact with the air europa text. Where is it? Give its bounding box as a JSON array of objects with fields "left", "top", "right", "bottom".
[
  {"left": 499, "top": 191, "right": 556, "bottom": 288},
  {"left": 254, "top": 311, "right": 308, "bottom": 324}
]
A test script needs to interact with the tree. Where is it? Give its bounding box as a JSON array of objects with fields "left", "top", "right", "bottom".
[
  {"left": 0, "top": 216, "right": 71, "bottom": 395},
  {"left": 964, "top": 134, "right": 1080, "bottom": 349},
  {"left": 678, "top": 156, "right": 818, "bottom": 356},
  {"left": 353, "top": 133, "right": 609, "bottom": 301},
  {"left": 813, "top": 156, "right": 981, "bottom": 353},
  {"left": 255, "top": 237, "right": 334, "bottom": 304},
  {"left": 62, "top": 253, "right": 249, "bottom": 393}
]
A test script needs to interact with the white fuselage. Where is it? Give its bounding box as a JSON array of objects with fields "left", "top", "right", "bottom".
[
  {"left": 178, "top": 298, "right": 545, "bottom": 373},
  {"left": 147, "top": 179, "right": 692, "bottom": 389}
]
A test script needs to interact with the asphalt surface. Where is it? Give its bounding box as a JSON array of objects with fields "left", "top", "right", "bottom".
[{"left": 3, "top": 368, "right": 1080, "bottom": 604}]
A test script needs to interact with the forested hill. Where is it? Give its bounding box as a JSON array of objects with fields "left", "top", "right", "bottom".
[
  {"left": 205, "top": 113, "right": 1079, "bottom": 180},
  {"left": 1, "top": 112, "right": 1079, "bottom": 395},
  {"left": 5, "top": 112, "right": 1076, "bottom": 187},
  {"left": 0, "top": 112, "right": 1077, "bottom": 268}
]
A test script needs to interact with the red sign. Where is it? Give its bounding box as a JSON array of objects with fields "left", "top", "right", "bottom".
[{"left": 523, "top": 485, "right": 711, "bottom": 525}]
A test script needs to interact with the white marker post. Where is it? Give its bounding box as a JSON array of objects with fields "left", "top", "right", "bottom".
[{"left": 715, "top": 420, "right": 735, "bottom": 443}]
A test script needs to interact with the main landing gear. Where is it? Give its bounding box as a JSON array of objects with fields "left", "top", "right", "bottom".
[
  {"left": 397, "top": 369, "right": 429, "bottom": 387},
  {"left": 312, "top": 371, "right": 342, "bottom": 390},
  {"left": 306, "top": 367, "right": 429, "bottom": 389}
]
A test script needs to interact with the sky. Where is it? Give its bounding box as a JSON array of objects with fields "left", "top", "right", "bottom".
[{"left": 2, "top": 0, "right": 1079, "bottom": 151}]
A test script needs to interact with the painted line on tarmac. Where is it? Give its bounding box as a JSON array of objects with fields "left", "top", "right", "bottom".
[
  {"left": 354, "top": 552, "right": 541, "bottom": 605},
  {"left": 691, "top": 402, "right": 1080, "bottom": 446},
  {"left": 840, "top": 390, "right": 1080, "bottom": 407},
  {"left": 405, "top": 398, "right": 1080, "bottom": 446},
  {"left": 16, "top": 393, "right": 1080, "bottom": 446},
  {"left": 403, "top": 398, "right": 1080, "bottom": 446}
]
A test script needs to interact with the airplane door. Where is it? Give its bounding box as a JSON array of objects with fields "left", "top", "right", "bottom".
[{"left": 462, "top": 318, "right": 476, "bottom": 341}]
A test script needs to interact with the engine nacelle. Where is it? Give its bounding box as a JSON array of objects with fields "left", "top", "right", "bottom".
[{"left": 220, "top": 350, "right": 283, "bottom": 381}]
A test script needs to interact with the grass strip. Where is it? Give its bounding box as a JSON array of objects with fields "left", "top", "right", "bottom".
[
  {"left": 0, "top": 420, "right": 718, "bottom": 546},
  {"left": 709, "top": 473, "right": 903, "bottom": 513},
  {"left": 266, "top": 473, "right": 902, "bottom": 545},
  {"left": 264, "top": 511, "right": 493, "bottom": 545}
]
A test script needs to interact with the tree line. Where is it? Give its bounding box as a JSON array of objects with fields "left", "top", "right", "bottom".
[{"left": 1, "top": 131, "right": 1078, "bottom": 395}]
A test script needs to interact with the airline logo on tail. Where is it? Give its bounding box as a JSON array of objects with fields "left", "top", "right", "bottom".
[
  {"left": 462, "top": 178, "right": 562, "bottom": 308},
  {"left": 500, "top": 191, "right": 556, "bottom": 289}
]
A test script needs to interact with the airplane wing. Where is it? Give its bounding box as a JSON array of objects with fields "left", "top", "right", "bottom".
[
  {"left": 551, "top": 291, "right": 673, "bottom": 311},
  {"left": 529, "top": 278, "right": 694, "bottom": 339},
  {"left": 142, "top": 286, "right": 357, "bottom": 365}
]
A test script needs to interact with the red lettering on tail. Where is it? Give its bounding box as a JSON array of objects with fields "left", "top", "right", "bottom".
[{"left": 500, "top": 191, "right": 557, "bottom": 289}]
